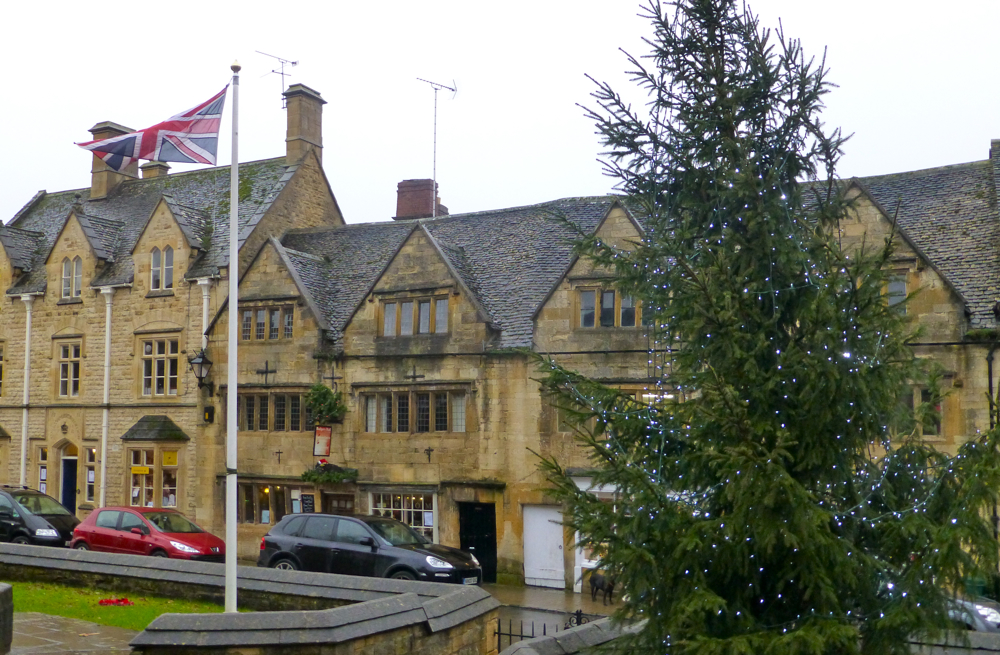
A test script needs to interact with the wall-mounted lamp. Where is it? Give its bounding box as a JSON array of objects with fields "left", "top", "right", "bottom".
[{"left": 188, "top": 349, "right": 214, "bottom": 395}]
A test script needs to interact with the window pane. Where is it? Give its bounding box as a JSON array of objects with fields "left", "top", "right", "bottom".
[
  {"left": 641, "top": 300, "right": 655, "bottom": 326},
  {"left": 580, "top": 291, "right": 595, "bottom": 327},
  {"left": 435, "top": 394, "right": 448, "bottom": 431},
  {"left": 163, "top": 247, "right": 173, "bottom": 289},
  {"left": 418, "top": 301, "right": 431, "bottom": 334},
  {"left": 284, "top": 308, "right": 294, "bottom": 339},
  {"left": 257, "top": 486, "right": 271, "bottom": 524},
  {"left": 62, "top": 259, "right": 71, "bottom": 297},
  {"left": 416, "top": 393, "right": 430, "bottom": 432},
  {"left": 620, "top": 295, "right": 636, "bottom": 327},
  {"left": 452, "top": 393, "right": 466, "bottom": 433},
  {"left": 155, "top": 359, "right": 165, "bottom": 395},
  {"left": 397, "top": 394, "right": 409, "bottom": 432},
  {"left": 245, "top": 396, "right": 255, "bottom": 431},
  {"left": 256, "top": 309, "right": 266, "bottom": 340},
  {"left": 151, "top": 248, "right": 161, "bottom": 290},
  {"left": 242, "top": 310, "right": 252, "bottom": 340},
  {"left": 74, "top": 258, "right": 82, "bottom": 297},
  {"left": 365, "top": 396, "right": 377, "bottom": 432},
  {"left": 143, "top": 360, "right": 153, "bottom": 395},
  {"left": 400, "top": 302, "right": 414, "bottom": 335},
  {"left": 383, "top": 303, "right": 397, "bottom": 337},
  {"left": 258, "top": 395, "right": 269, "bottom": 431},
  {"left": 888, "top": 275, "right": 907, "bottom": 314},
  {"left": 71, "top": 362, "right": 80, "bottom": 396},
  {"left": 290, "top": 396, "right": 301, "bottom": 431},
  {"left": 269, "top": 309, "right": 280, "bottom": 339},
  {"left": 168, "top": 358, "right": 178, "bottom": 395},
  {"left": 162, "top": 469, "right": 177, "bottom": 507},
  {"left": 241, "top": 484, "right": 255, "bottom": 523},
  {"left": 435, "top": 298, "right": 448, "bottom": 334},
  {"left": 601, "top": 291, "right": 616, "bottom": 327},
  {"left": 274, "top": 395, "right": 287, "bottom": 431},
  {"left": 380, "top": 395, "right": 392, "bottom": 432}
]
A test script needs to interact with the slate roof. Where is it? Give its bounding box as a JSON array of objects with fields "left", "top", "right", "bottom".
[
  {"left": 120, "top": 415, "right": 191, "bottom": 442},
  {"left": 280, "top": 197, "right": 618, "bottom": 351},
  {"left": 5, "top": 157, "right": 293, "bottom": 294},
  {"left": 857, "top": 157, "right": 1000, "bottom": 329},
  {"left": 0, "top": 225, "right": 46, "bottom": 272}
]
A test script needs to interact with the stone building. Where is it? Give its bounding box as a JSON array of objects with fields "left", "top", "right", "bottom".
[
  {"left": 4, "top": 75, "right": 1000, "bottom": 590},
  {"left": 0, "top": 83, "right": 341, "bottom": 529}
]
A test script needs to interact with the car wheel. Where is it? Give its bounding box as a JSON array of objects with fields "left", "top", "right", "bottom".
[
  {"left": 390, "top": 570, "right": 416, "bottom": 581},
  {"left": 73, "top": 542, "right": 90, "bottom": 551},
  {"left": 272, "top": 559, "right": 298, "bottom": 571},
  {"left": 150, "top": 549, "right": 168, "bottom": 558},
  {"left": 11, "top": 536, "right": 30, "bottom": 545}
]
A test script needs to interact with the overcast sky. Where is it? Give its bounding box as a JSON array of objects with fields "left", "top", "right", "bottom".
[{"left": 3, "top": 1, "right": 999, "bottom": 225}]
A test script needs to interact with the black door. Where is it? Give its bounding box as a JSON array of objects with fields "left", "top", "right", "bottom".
[
  {"left": 293, "top": 515, "right": 338, "bottom": 572},
  {"left": 61, "top": 459, "right": 77, "bottom": 514},
  {"left": 458, "top": 502, "right": 497, "bottom": 583},
  {"left": 327, "top": 519, "right": 379, "bottom": 577}
]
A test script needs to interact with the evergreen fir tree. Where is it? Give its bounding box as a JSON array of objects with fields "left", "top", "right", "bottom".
[{"left": 538, "top": 1, "right": 1000, "bottom": 653}]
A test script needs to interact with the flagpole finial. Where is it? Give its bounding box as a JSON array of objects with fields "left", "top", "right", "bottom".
[{"left": 231, "top": 61, "right": 241, "bottom": 73}]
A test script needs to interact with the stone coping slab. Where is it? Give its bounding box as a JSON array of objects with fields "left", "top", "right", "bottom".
[
  {"left": 499, "top": 617, "right": 642, "bottom": 655},
  {"left": 0, "top": 543, "right": 499, "bottom": 650}
]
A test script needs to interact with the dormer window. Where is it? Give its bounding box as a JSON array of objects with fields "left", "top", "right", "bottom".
[
  {"left": 61, "top": 257, "right": 82, "bottom": 298},
  {"left": 381, "top": 296, "right": 449, "bottom": 337},
  {"left": 151, "top": 246, "right": 173, "bottom": 291}
]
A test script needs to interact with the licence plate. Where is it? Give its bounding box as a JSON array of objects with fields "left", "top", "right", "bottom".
[{"left": 463, "top": 577, "right": 478, "bottom": 585}]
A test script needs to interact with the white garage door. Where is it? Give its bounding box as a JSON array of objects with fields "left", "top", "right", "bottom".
[{"left": 522, "top": 505, "right": 564, "bottom": 588}]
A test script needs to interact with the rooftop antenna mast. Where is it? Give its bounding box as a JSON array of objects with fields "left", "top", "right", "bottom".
[
  {"left": 256, "top": 51, "right": 298, "bottom": 107},
  {"left": 417, "top": 78, "right": 457, "bottom": 217}
]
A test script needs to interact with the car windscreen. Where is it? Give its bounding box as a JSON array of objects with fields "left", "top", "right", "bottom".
[
  {"left": 367, "top": 519, "right": 427, "bottom": 546},
  {"left": 11, "top": 493, "right": 71, "bottom": 516},
  {"left": 144, "top": 512, "right": 203, "bottom": 534}
]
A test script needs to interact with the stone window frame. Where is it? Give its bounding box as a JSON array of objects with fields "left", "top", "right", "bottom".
[
  {"left": 37, "top": 447, "right": 48, "bottom": 495},
  {"left": 239, "top": 305, "right": 294, "bottom": 342},
  {"left": 378, "top": 294, "right": 450, "bottom": 337},
  {"left": 361, "top": 389, "right": 467, "bottom": 434},
  {"left": 898, "top": 385, "right": 944, "bottom": 441},
  {"left": 55, "top": 339, "right": 82, "bottom": 398},
  {"left": 150, "top": 246, "right": 174, "bottom": 291},
  {"left": 84, "top": 446, "right": 97, "bottom": 503},
  {"left": 552, "top": 383, "right": 676, "bottom": 433},
  {"left": 140, "top": 337, "right": 180, "bottom": 397},
  {"left": 61, "top": 256, "right": 83, "bottom": 299},
  {"left": 237, "top": 392, "right": 314, "bottom": 432},
  {"left": 0, "top": 341, "right": 4, "bottom": 397},
  {"left": 126, "top": 446, "right": 180, "bottom": 509},
  {"left": 575, "top": 285, "right": 651, "bottom": 329},
  {"left": 887, "top": 271, "right": 907, "bottom": 315}
]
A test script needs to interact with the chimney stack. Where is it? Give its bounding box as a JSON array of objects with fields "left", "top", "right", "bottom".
[
  {"left": 88, "top": 121, "right": 139, "bottom": 200},
  {"left": 394, "top": 179, "right": 448, "bottom": 220},
  {"left": 283, "top": 84, "right": 325, "bottom": 166},
  {"left": 140, "top": 161, "right": 171, "bottom": 179}
]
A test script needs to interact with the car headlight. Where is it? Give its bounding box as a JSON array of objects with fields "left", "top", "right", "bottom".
[
  {"left": 34, "top": 528, "right": 58, "bottom": 538},
  {"left": 169, "top": 541, "right": 200, "bottom": 554},
  {"left": 470, "top": 554, "right": 480, "bottom": 566},
  {"left": 426, "top": 556, "right": 454, "bottom": 569},
  {"left": 975, "top": 604, "right": 1000, "bottom": 624}
]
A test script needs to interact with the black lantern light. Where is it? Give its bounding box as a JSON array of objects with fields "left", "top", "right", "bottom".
[{"left": 188, "top": 349, "right": 214, "bottom": 395}]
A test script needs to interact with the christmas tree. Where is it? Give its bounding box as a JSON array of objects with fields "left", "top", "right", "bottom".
[{"left": 538, "top": 1, "right": 1000, "bottom": 653}]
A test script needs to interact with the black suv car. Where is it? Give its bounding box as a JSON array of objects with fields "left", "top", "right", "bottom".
[
  {"left": 0, "top": 486, "right": 80, "bottom": 546},
  {"left": 257, "top": 513, "right": 482, "bottom": 584}
]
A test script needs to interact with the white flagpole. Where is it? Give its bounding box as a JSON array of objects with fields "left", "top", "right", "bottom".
[{"left": 225, "top": 60, "right": 241, "bottom": 613}]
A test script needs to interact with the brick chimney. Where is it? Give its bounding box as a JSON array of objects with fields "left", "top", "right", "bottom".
[
  {"left": 283, "top": 84, "right": 325, "bottom": 166},
  {"left": 88, "top": 121, "right": 139, "bottom": 200},
  {"left": 140, "top": 161, "right": 171, "bottom": 179},
  {"left": 394, "top": 179, "right": 448, "bottom": 220}
]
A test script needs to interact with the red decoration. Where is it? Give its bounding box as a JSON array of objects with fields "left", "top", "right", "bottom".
[{"left": 98, "top": 597, "right": 134, "bottom": 606}]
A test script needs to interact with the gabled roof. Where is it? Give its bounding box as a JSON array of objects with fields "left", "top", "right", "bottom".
[
  {"left": 857, "top": 159, "right": 1000, "bottom": 329},
  {"left": 0, "top": 225, "right": 45, "bottom": 272},
  {"left": 76, "top": 212, "right": 123, "bottom": 262},
  {"left": 279, "top": 196, "right": 618, "bottom": 350},
  {"left": 5, "top": 157, "right": 294, "bottom": 294},
  {"left": 120, "top": 415, "right": 191, "bottom": 442}
]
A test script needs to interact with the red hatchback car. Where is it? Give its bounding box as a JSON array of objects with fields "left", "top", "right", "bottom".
[{"left": 71, "top": 507, "right": 225, "bottom": 561}]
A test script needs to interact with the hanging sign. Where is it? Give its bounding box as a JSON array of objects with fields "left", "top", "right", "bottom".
[{"left": 313, "top": 426, "right": 332, "bottom": 457}]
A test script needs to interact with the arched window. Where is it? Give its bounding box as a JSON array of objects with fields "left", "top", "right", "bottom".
[
  {"left": 163, "top": 246, "right": 173, "bottom": 290},
  {"left": 61, "top": 258, "right": 72, "bottom": 298},
  {"left": 72, "top": 257, "right": 82, "bottom": 297},
  {"left": 151, "top": 248, "right": 161, "bottom": 290}
]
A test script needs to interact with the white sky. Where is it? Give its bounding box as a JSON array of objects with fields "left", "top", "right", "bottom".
[{"left": 3, "top": 1, "right": 999, "bottom": 225}]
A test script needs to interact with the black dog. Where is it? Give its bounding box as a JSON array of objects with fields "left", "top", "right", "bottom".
[{"left": 589, "top": 572, "right": 615, "bottom": 605}]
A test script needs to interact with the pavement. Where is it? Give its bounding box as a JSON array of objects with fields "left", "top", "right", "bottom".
[{"left": 8, "top": 583, "right": 615, "bottom": 654}]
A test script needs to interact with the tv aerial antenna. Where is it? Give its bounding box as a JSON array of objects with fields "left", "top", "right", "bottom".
[
  {"left": 256, "top": 51, "right": 298, "bottom": 107},
  {"left": 417, "top": 78, "right": 457, "bottom": 217}
]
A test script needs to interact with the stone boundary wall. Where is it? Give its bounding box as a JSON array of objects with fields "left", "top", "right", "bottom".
[
  {"left": 499, "top": 618, "right": 1000, "bottom": 655},
  {"left": 0, "top": 543, "right": 499, "bottom": 655},
  {"left": 0, "top": 583, "right": 9, "bottom": 655}
]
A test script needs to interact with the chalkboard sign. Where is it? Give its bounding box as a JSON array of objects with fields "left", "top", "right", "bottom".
[{"left": 301, "top": 494, "right": 316, "bottom": 513}]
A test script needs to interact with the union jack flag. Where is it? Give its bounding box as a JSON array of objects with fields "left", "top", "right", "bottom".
[{"left": 77, "top": 86, "right": 228, "bottom": 172}]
